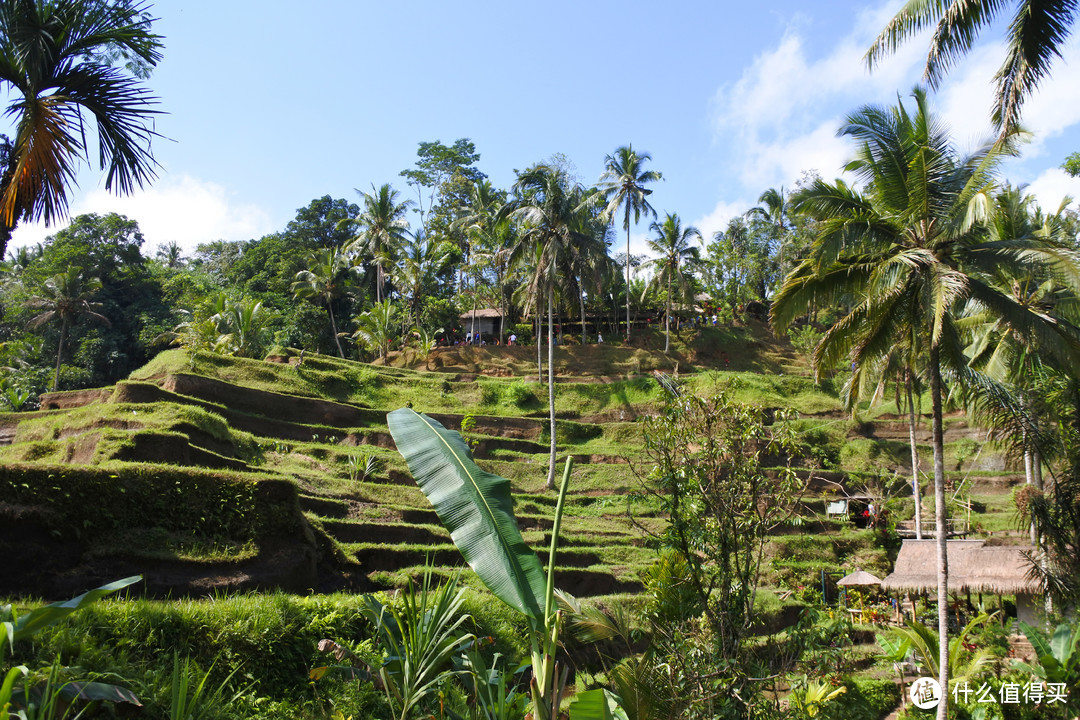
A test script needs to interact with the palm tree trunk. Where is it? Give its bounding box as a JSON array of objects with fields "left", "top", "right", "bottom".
[
  {"left": 906, "top": 370, "right": 922, "bottom": 540},
  {"left": 53, "top": 318, "right": 69, "bottom": 392},
  {"left": 536, "top": 293, "right": 542, "bottom": 383},
  {"left": 625, "top": 204, "right": 631, "bottom": 342},
  {"left": 327, "top": 302, "right": 345, "bottom": 358},
  {"left": 929, "top": 344, "right": 950, "bottom": 720},
  {"left": 578, "top": 276, "right": 587, "bottom": 344},
  {"left": 664, "top": 272, "right": 672, "bottom": 353},
  {"left": 546, "top": 280, "right": 557, "bottom": 491}
]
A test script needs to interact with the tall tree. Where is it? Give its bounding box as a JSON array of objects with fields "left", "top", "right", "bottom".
[
  {"left": 773, "top": 89, "right": 1080, "bottom": 720},
  {"left": 597, "top": 146, "right": 661, "bottom": 342},
  {"left": 400, "top": 139, "right": 484, "bottom": 229},
  {"left": 645, "top": 213, "right": 701, "bottom": 353},
  {"left": 291, "top": 248, "right": 351, "bottom": 358},
  {"left": 26, "top": 267, "right": 109, "bottom": 391},
  {"left": 506, "top": 164, "right": 591, "bottom": 489},
  {"left": 865, "top": 0, "right": 1078, "bottom": 138},
  {"left": 748, "top": 187, "right": 792, "bottom": 280},
  {"left": 348, "top": 184, "right": 412, "bottom": 305},
  {"left": 394, "top": 229, "right": 454, "bottom": 333},
  {"left": 0, "top": 0, "right": 164, "bottom": 258}
]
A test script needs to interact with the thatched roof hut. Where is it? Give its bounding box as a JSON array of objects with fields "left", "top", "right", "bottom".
[
  {"left": 460, "top": 309, "right": 503, "bottom": 337},
  {"left": 881, "top": 540, "right": 1040, "bottom": 595}
]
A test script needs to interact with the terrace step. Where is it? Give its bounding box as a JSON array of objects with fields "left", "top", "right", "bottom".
[
  {"left": 324, "top": 520, "right": 449, "bottom": 545},
  {"left": 298, "top": 494, "right": 350, "bottom": 518}
]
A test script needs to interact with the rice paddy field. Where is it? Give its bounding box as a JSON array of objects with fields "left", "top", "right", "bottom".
[{"left": 0, "top": 323, "right": 1031, "bottom": 718}]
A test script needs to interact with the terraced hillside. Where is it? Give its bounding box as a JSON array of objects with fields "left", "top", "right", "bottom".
[{"left": 0, "top": 323, "right": 1029, "bottom": 606}]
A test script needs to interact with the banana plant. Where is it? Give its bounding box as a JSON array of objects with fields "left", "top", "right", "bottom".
[
  {"left": 1013, "top": 620, "right": 1080, "bottom": 685},
  {"left": 387, "top": 408, "right": 620, "bottom": 720}
]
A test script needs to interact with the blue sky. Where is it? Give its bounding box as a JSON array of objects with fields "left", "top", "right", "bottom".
[{"left": 8, "top": 1, "right": 1080, "bottom": 256}]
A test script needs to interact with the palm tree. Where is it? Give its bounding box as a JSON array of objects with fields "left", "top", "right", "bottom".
[
  {"left": 156, "top": 241, "right": 184, "bottom": 269},
  {"left": 291, "top": 248, "right": 352, "bottom": 358},
  {"left": 26, "top": 267, "right": 110, "bottom": 391},
  {"left": 505, "top": 164, "right": 591, "bottom": 489},
  {"left": 645, "top": 213, "right": 701, "bottom": 353},
  {"left": 865, "top": 0, "right": 1077, "bottom": 138},
  {"left": 467, "top": 219, "right": 517, "bottom": 345},
  {"left": 214, "top": 297, "right": 271, "bottom": 359},
  {"left": 773, "top": 89, "right": 1080, "bottom": 720},
  {"left": 0, "top": 0, "right": 164, "bottom": 258},
  {"left": 748, "top": 186, "right": 791, "bottom": 279},
  {"left": 597, "top": 146, "right": 661, "bottom": 342},
  {"left": 353, "top": 299, "right": 397, "bottom": 360},
  {"left": 348, "top": 184, "right": 412, "bottom": 304},
  {"left": 394, "top": 229, "right": 454, "bottom": 333}
]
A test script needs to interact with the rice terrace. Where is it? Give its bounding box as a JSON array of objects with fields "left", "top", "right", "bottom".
[{"left": 2, "top": 1, "right": 1080, "bottom": 720}]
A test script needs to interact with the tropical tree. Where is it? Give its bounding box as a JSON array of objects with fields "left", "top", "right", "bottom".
[
  {"left": 748, "top": 186, "right": 792, "bottom": 279},
  {"left": 0, "top": 0, "right": 164, "bottom": 259},
  {"left": 353, "top": 299, "right": 397, "bottom": 360},
  {"left": 156, "top": 241, "right": 184, "bottom": 269},
  {"left": 347, "top": 184, "right": 412, "bottom": 304},
  {"left": 505, "top": 164, "right": 591, "bottom": 489},
  {"left": 394, "top": 229, "right": 454, "bottom": 333},
  {"left": 213, "top": 296, "right": 271, "bottom": 359},
  {"left": 773, "top": 88, "right": 1080, "bottom": 720},
  {"left": 865, "top": 0, "right": 1078, "bottom": 138},
  {"left": 644, "top": 213, "right": 701, "bottom": 353},
  {"left": 291, "top": 248, "right": 352, "bottom": 358},
  {"left": 25, "top": 267, "right": 109, "bottom": 391},
  {"left": 597, "top": 145, "right": 661, "bottom": 341}
]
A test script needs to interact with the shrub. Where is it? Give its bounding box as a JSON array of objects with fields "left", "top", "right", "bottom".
[{"left": 506, "top": 381, "right": 537, "bottom": 408}]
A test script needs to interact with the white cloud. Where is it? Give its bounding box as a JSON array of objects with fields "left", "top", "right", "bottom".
[
  {"left": 711, "top": 1, "right": 930, "bottom": 194},
  {"left": 693, "top": 199, "right": 749, "bottom": 244},
  {"left": 1025, "top": 168, "right": 1080, "bottom": 214},
  {"left": 10, "top": 175, "right": 274, "bottom": 253}
]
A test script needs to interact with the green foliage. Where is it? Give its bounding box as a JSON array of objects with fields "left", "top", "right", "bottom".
[
  {"left": 1013, "top": 619, "right": 1080, "bottom": 709},
  {"left": 168, "top": 652, "right": 245, "bottom": 720},
  {"left": 1064, "top": 151, "right": 1080, "bottom": 178},
  {"left": 0, "top": 463, "right": 302, "bottom": 549},
  {"left": 361, "top": 568, "right": 474, "bottom": 720}
]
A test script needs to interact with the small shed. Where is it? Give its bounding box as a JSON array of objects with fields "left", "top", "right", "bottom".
[
  {"left": 825, "top": 494, "right": 880, "bottom": 528},
  {"left": 881, "top": 540, "right": 1042, "bottom": 624},
  {"left": 460, "top": 309, "right": 503, "bottom": 338}
]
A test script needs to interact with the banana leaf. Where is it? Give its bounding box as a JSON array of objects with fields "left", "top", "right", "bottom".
[
  {"left": 387, "top": 408, "right": 546, "bottom": 621},
  {"left": 568, "top": 689, "right": 629, "bottom": 720}
]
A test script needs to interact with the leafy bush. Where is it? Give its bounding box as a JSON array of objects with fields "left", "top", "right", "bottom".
[{"left": 506, "top": 381, "right": 538, "bottom": 408}]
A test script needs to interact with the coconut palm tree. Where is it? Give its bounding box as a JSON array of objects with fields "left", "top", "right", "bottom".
[
  {"left": 748, "top": 186, "right": 791, "bottom": 278},
  {"left": 774, "top": 89, "right": 1080, "bottom": 720},
  {"left": 865, "top": 0, "right": 1078, "bottom": 138},
  {"left": 26, "top": 267, "right": 110, "bottom": 391},
  {"left": 645, "top": 213, "right": 701, "bottom": 353},
  {"left": 597, "top": 146, "right": 661, "bottom": 342},
  {"left": 505, "top": 164, "right": 592, "bottom": 489},
  {"left": 394, "top": 229, "right": 454, "bottom": 333},
  {"left": 0, "top": 0, "right": 164, "bottom": 258},
  {"left": 291, "top": 248, "right": 352, "bottom": 358},
  {"left": 348, "top": 184, "right": 412, "bottom": 304}
]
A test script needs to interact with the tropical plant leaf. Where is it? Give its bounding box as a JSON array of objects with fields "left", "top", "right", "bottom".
[
  {"left": 61, "top": 680, "right": 141, "bottom": 705},
  {"left": 11, "top": 576, "right": 141, "bottom": 644},
  {"left": 568, "top": 688, "right": 629, "bottom": 720},
  {"left": 387, "top": 408, "right": 546, "bottom": 620}
]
